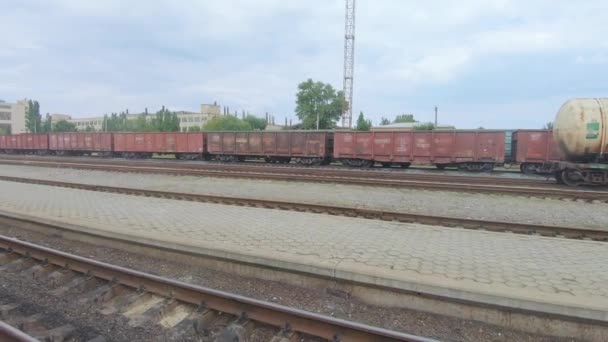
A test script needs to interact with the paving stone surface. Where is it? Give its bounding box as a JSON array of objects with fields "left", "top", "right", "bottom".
[
  {"left": 0, "top": 180, "right": 607, "bottom": 314},
  {"left": 0, "top": 164, "right": 606, "bottom": 229}
]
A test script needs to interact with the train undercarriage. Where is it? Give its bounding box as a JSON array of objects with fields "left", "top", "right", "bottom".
[
  {"left": 217, "top": 154, "right": 330, "bottom": 166},
  {"left": 340, "top": 159, "right": 495, "bottom": 172},
  {"left": 520, "top": 162, "right": 554, "bottom": 175},
  {"left": 551, "top": 161, "right": 608, "bottom": 186}
]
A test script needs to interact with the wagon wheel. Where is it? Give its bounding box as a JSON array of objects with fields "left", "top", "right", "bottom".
[
  {"left": 381, "top": 162, "right": 391, "bottom": 168},
  {"left": 401, "top": 163, "right": 411, "bottom": 169},
  {"left": 520, "top": 163, "right": 537, "bottom": 175},
  {"left": 559, "top": 169, "right": 584, "bottom": 187},
  {"left": 435, "top": 164, "right": 447, "bottom": 170},
  {"left": 482, "top": 163, "right": 494, "bottom": 172},
  {"left": 554, "top": 172, "right": 565, "bottom": 185}
]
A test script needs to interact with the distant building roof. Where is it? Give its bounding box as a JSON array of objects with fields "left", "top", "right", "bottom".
[{"left": 376, "top": 122, "right": 419, "bottom": 128}]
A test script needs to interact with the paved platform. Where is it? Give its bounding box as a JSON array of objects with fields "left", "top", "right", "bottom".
[
  {"left": 0, "top": 180, "right": 607, "bottom": 323},
  {"left": 0, "top": 164, "right": 606, "bottom": 229}
]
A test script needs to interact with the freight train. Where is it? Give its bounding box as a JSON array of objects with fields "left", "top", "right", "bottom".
[
  {"left": 3, "top": 98, "right": 603, "bottom": 185},
  {"left": 0, "top": 129, "right": 561, "bottom": 172}
]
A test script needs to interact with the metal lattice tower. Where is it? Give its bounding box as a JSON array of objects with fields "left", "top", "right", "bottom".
[{"left": 342, "top": 0, "right": 356, "bottom": 128}]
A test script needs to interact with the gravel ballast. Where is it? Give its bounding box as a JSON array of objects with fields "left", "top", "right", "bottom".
[{"left": 0, "top": 225, "right": 580, "bottom": 342}]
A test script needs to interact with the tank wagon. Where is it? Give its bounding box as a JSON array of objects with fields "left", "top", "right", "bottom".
[
  {"left": 511, "top": 130, "right": 565, "bottom": 174},
  {"left": 207, "top": 131, "right": 333, "bottom": 165},
  {"left": 333, "top": 130, "right": 505, "bottom": 171},
  {"left": 114, "top": 132, "right": 205, "bottom": 160},
  {"left": 550, "top": 98, "right": 608, "bottom": 186},
  {"left": 50, "top": 133, "right": 113, "bottom": 157}
]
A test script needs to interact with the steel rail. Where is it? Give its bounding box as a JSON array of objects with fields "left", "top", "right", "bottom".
[
  {"left": 0, "top": 158, "right": 606, "bottom": 202},
  {"left": 0, "top": 235, "right": 438, "bottom": 342},
  {"left": 0, "top": 321, "right": 39, "bottom": 342},
  {"left": 0, "top": 175, "right": 605, "bottom": 241}
]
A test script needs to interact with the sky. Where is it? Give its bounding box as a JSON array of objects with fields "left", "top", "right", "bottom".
[{"left": 1, "top": 0, "right": 607, "bottom": 129}]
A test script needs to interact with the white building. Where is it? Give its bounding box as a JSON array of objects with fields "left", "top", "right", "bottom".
[
  {"left": 0, "top": 99, "right": 28, "bottom": 134},
  {"left": 59, "top": 103, "right": 222, "bottom": 132}
]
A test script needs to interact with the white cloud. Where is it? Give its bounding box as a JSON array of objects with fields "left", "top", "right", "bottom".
[{"left": 1, "top": 0, "right": 607, "bottom": 128}]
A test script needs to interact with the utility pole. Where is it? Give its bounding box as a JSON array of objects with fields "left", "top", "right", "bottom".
[
  {"left": 342, "top": 0, "right": 356, "bottom": 128},
  {"left": 434, "top": 106, "right": 438, "bottom": 128}
]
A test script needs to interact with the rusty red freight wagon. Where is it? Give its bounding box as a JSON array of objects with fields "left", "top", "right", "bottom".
[
  {"left": 512, "top": 130, "right": 565, "bottom": 174},
  {"left": 207, "top": 131, "right": 333, "bottom": 165},
  {"left": 334, "top": 130, "right": 505, "bottom": 171},
  {"left": 113, "top": 132, "right": 206, "bottom": 159},
  {"left": 0, "top": 134, "right": 49, "bottom": 154},
  {"left": 49, "top": 133, "right": 113, "bottom": 156}
]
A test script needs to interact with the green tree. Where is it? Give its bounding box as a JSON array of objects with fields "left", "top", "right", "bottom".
[
  {"left": 243, "top": 115, "right": 267, "bottom": 130},
  {"left": 85, "top": 125, "right": 96, "bottom": 132},
  {"left": 413, "top": 122, "right": 435, "bottom": 131},
  {"left": 0, "top": 126, "right": 9, "bottom": 135},
  {"left": 188, "top": 125, "right": 202, "bottom": 132},
  {"left": 53, "top": 120, "right": 77, "bottom": 132},
  {"left": 295, "top": 79, "right": 344, "bottom": 129},
  {"left": 379, "top": 117, "right": 390, "bottom": 125},
  {"left": 355, "top": 112, "right": 372, "bottom": 131},
  {"left": 203, "top": 116, "right": 252, "bottom": 131},
  {"left": 102, "top": 113, "right": 121, "bottom": 132},
  {"left": 25, "top": 100, "right": 42, "bottom": 133},
  {"left": 393, "top": 114, "right": 416, "bottom": 123},
  {"left": 41, "top": 114, "right": 52, "bottom": 133},
  {"left": 543, "top": 122, "right": 554, "bottom": 130},
  {"left": 152, "top": 106, "right": 180, "bottom": 132}
]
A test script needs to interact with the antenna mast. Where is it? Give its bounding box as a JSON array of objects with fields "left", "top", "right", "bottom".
[{"left": 342, "top": 0, "right": 356, "bottom": 128}]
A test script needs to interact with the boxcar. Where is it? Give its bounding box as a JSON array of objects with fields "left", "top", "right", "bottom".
[
  {"left": 334, "top": 130, "right": 505, "bottom": 171},
  {"left": 49, "top": 133, "right": 113, "bottom": 156},
  {"left": 0, "top": 134, "right": 49, "bottom": 154},
  {"left": 512, "top": 130, "right": 565, "bottom": 174},
  {"left": 207, "top": 131, "right": 333, "bottom": 165},
  {"left": 113, "top": 132, "right": 205, "bottom": 159}
]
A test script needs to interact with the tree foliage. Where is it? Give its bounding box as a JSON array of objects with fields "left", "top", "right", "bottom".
[
  {"left": 203, "top": 115, "right": 252, "bottom": 131},
  {"left": 0, "top": 126, "right": 10, "bottom": 135},
  {"left": 153, "top": 106, "right": 180, "bottom": 132},
  {"left": 243, "top": 115, "right": 267, "bottom": 130},
  {"left": 379, "top": 117, "right": 390, "bottom": 125},
  {"left": 53, "top": 120, "right": 77, "bottom": 132},
  {"left": 295, "top": 79, "right": 344, "bottom": 129},
  {"left": 41, "top": 114, "right": 52, "bottom": 133},
  {"left": 543, "top": 122, "right": 554, "bottom": 130},
  {"left": 100, "top": 107, "right": 178, "bottom": 132},
  {"left": 355, "top": 112, "right": 372, "bottom": 131},
  {"left": 413, "top": 122, "right": 435, "bottom": 131},
  {"left": 25, "top": 100, "right": 42, "bottom": 133},
  {"left": 393, "top": 114, "right": 416, "bottom": 123},
  {"left": 188, "top": 125, "right": 202, "bottom": 132}
]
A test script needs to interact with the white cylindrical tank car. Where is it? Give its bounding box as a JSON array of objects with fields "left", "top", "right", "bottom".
[{"left": 552, "top": 98, "right": 608, "bottom": 186}]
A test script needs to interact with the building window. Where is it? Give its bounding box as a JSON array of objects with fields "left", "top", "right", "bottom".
[
  {"left": 0, "top": 112, "right": 11, "bottom": 120},
  {"left": 194, "top": 116, "right": 201, "bottom": 122}
]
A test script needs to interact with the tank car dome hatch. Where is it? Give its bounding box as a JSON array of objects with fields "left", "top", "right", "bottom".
[{"left": 553, "top": 98, "right": 607, "bottom": 162}]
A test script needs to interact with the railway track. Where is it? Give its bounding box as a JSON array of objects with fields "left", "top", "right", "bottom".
[
  {"left": 1, "top": 157, "right": 607, "bottom": 202},
  {"left": 0, "top": 154, "right": 548, "bottom": 186},
  {"left": 1, "top": 175, "right": 606, "bottom": 242},
  {"left": 0, "top": 235, "right": 435, "bottom": 342}
]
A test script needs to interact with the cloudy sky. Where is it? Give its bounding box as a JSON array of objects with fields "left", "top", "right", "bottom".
[{"left": 1, "top": 1, "right": 607, "bottom": 128}]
